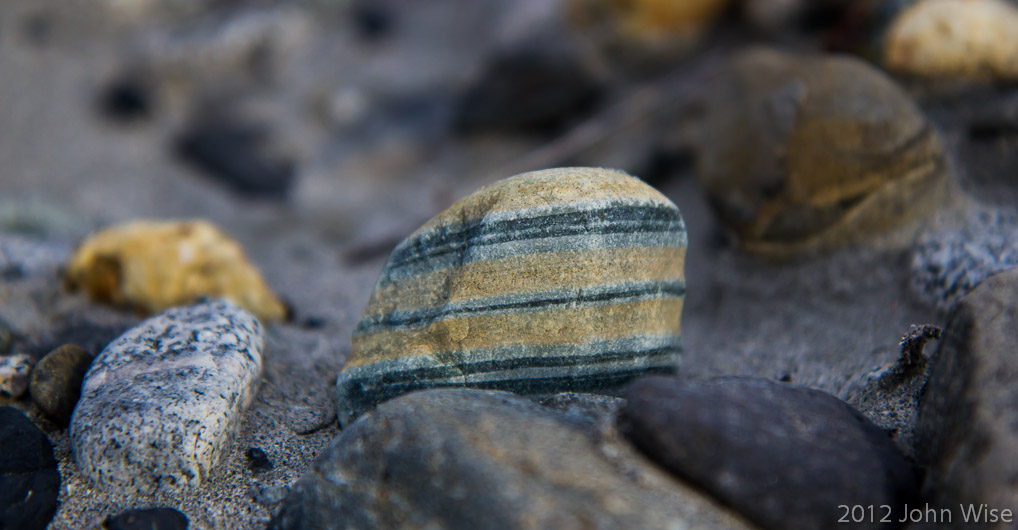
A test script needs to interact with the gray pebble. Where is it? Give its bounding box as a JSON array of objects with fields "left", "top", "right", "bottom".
[
  {"left": 70, "top": 299, "right": 263, "bottom": 494},
  {"left": 0, "top": 354, "right": 33, "bottom": 398}
]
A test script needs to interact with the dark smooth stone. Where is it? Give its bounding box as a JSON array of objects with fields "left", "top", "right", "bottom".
[
  {"left": 29, "top": 344, "right": 94, "bottom": 425},
  {"left": 270, "top": 389, "right": 755, "bottom": 530},
  {"left": 918, "top": 267, "right": 1018, "bottom": 512},
  {"left": 453, "top": 46, "right": 602, "bottom": 135},
  {"left": 349, "top": 2, "right": 393, "bottom": 41},
  {"left": 103, "top": 507, "right": 189, "bottom": 530},
  {"left": 620, "top": 376, "right": 918, "bottom": 530},
  {"left": 0, "top": 407, "right": 60, "bottom": 530},
  {"left": 174, "top": 116, "right": 296, "bottom": 200},
  {"left": 99, "top": 75, "right": 153, "bottom": 122},
  {"left": 0, "top": 316, "right": 11, "bottom": 355}
]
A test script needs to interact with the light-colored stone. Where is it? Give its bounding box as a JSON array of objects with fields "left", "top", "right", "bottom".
[
  {"left": 885, "top": 0, "right": 1018, "bottom": 81},
  {"left": 64, "top": 219, "right": 287, "bottom": 322},
  {"left": 0, "top": 353, "right": 33, "bottom": 398},
  {"left": 70, "top": 299, "right": 263, "bottom": 494},
  {"left": 336, "top": 167, "right": 687, "bottom": 425}
]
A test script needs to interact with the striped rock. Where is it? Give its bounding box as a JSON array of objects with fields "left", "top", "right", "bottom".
[
  {"left": 336, "top": 167, "right": 686, "bottom": 425},
  {"left": 70, "top": 299, "right": 263, "bottom": 494}
]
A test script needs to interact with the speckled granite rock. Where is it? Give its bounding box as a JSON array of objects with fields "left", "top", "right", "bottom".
[
  {"left": 697, "top": 47, "right": 953, "bottom": 259},
  {"left": 911, "top": 206, "right": 1018, "bottom": 312},
  {"left": 620, "top": 376, "right": 918, "bottom": 530},
  {"left": 337, "top": 167, "right": 687, "bottom": 425},
  {"left": 885, "top": 0, "right": 1018, "bottom": 81},
  {"left": 64, "top": 219, "right": 287, "bottom": 321},
  {"left": 29, "top": 344, "right": 94, "bottom": 425},
  {"left": 70, "top": 299, "right": 263, "bottom": 494},
  {"left": 271, "top": 388, "right": 756, "bottom": 530},
  {"left": 0, "top": 353, "right": 33, "bottom": 398},
  {"left": 918, "top": 268, "right": 1018, "bottom": 521},
  {"left": 103, "top": 507, "right": 189, "bottom": 530},
  {"left": 0, "top": 407, "right": 60, "bottom": 530}
]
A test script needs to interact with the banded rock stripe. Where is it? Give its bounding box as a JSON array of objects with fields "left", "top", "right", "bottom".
[{"left": 336, "top": 167, "right": 687, "bottom": 425}]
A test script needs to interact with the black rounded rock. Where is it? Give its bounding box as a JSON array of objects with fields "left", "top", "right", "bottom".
[
  {"left": 245, "top": 447, "right": 273, "bottom": 473},
  {"left": 29, "top": 344, "right": 94, "bottom": 425},
  {"left": 0, "top": 407, "right": 60, "bottom": 530},
  {"left": 103, "top": 507, "right": 189, "bottom": 530},
  {"left": 99, "top": 75, "right": 153, "bottom": 122},
  {"left": 174, "top": 115, "right": 296, "bottom": 200},
  {"left": 620, "top": 376, "right": 918, "bottom": 530}
]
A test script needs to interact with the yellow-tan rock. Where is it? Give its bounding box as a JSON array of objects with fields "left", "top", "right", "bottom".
[
  {"left": 697, "top": 48, "right": 954, "bottom": 259},
  {"left": 64, "top": 220, "right": 286, "bottom": 321},
  {"left": 567, "top": 0, "right": 732, "bottom": 65},
  {"left": 885, "top": 0, "right": 1018, "bottom": 81}
]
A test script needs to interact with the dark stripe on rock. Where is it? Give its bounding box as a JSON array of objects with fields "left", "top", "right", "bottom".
[
  {"left": 357, "top": 281, "right": 687, "bottom": 333},
  {"left": 337, "top": 365, "right": 677, "bottom": 426},
  {"left": 386, "top": 203, "right": 685, "bottom": 272}
]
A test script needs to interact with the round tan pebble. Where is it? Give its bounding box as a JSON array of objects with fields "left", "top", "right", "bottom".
[
  {"left": 29, "top": 344, "right": 94, "bottom": 425},
  {"left": 697, "top": 47, "right": 955, "bottom": 259},
  {"left": 885, "top": 0, "right": 1018, "bottom": 81}
]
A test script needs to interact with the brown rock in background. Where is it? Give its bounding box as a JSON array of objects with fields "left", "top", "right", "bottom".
[{"left": 697, "top": 47, "right": 954, "bottom": 259}]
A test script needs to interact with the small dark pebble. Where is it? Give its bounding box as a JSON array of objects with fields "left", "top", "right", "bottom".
[
  {"left": 350, "top": 3, "right": 393, "bottom": 41},
  {"left": 299, "top": 316, "right": 327, "bottom": 330},
  {"left": 29, "top": 344, "right": 94, "bottom": 425},
  {"left": 0, "top": 316, "right": 12, "bottom": 355},
  {"left": 245, "top": 447, "right": 273, "bottom": 473},
  {"left": 174, "top": 116, "right": 296, "bottom": 200},
  {"left": 620, "top": 376, "right": 918, "bottom": 530},
  {"left": 103, "top": 507, "right": 189, "bottom": 530},
  {"left": 99, "top": 75, "right": 153, "bottom": 122},
  {"left": 0, "top": 407, "right": 60, "bottom": 530},
  {"left": 453, "top": 46, "right": 602, "bottom": 135}
]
